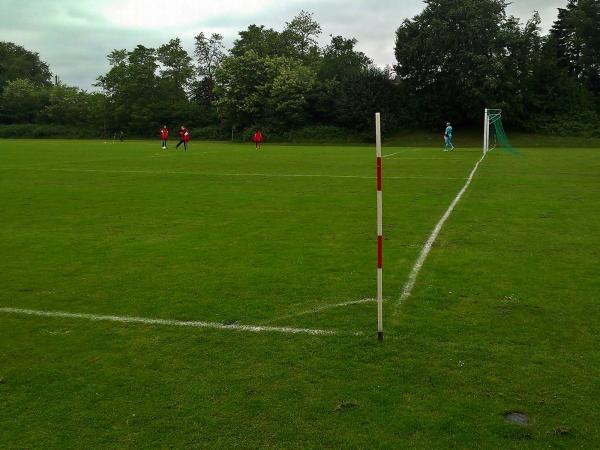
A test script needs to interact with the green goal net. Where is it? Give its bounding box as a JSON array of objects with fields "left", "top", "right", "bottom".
[{"left": 485, "top": 109, "right": 518, "bottom": 154}]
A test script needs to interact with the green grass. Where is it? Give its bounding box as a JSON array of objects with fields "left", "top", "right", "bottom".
[{"left": 1, "top": 139, "right": 599, "bottom": 448}]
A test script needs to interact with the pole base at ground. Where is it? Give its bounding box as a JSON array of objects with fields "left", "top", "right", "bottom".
[{"left": 378, "top": 331, "right": 384, "bottom": 341}]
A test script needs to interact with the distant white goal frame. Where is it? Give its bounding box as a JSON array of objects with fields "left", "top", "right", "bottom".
[{"left": 483, "top": 108, "right": 502, "bottom": 154}]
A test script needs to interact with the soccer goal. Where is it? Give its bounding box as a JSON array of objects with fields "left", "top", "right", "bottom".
[{"left": 483, "top": 108, "right": 515, "bottom": 154}]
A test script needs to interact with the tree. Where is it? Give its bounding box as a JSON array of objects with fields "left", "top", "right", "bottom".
[
  {"left": 284, "top": 11, "right": 322, "bottom": 59},
  {"left": 156, "top": 39, "right": 194, "bottom": 126},
  {"left": 394, "top": 0, "right": 539, "bottom": 127},
  {"left": 313, "top": 35, "right": 372, "bottom": 128},
  {"left": 95, "top": 49, "right": 128, "bottom": 132},
  {"left": 0, "top": 42, "right": 52, "bottom": 92},
  {"left": 192, "top": 32, "right": 226, "bottom": 107},
  {"left": 310, "top": 35, "right": 407, "bottom": 133},
  {"left": 43, "top": 82, "right": 88, "bottom": 125},
  {"left": 494, "top": 12, "right": 544, "bottom": 126},
  {"left": 157, "top": 38, "right": 193, "bottom": 93},
  {"left": 0, "top": 78, "right": 47, "bottom": 123},
  {"left": 317, "top": 65, "right": 404, "bottom": 133},
  {"left": 320, "top": 35, "right": 371, "bottom": 79},
  {"left": 215, "top": 51, "right": 316, "bottom": 129},
  {"left": 126, "top": 45, "right": 160, "bottom": 132},
  {"left": 524, "top": 39, "right": 599, "bottom": 135},
  {"left": 194, "top": 33, "right": 226, "bottom": 82},
  {"left": 230, "top": 25, "right": 293, "bottom": 58},
  {"left": 268, "top": 59, "right": 317, "bottom": 127},
  {"left": 96, "top": 45, "right": 160, "bottom": 134},
  {"left": 215, "top": 50, "right": 274, "bottom": 127},
  {"left": 551, "top": 0, "right": 600, "bottom": 100}
]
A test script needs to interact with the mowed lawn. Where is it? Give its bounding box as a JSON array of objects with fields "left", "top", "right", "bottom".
[{"left": 0, "top": 139, "right": 599, "bottom": 448}]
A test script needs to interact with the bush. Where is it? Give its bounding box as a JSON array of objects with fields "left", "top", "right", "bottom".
[
  {"left": 238, "top": 125, "right": 363, "bottom": 143},
  {"left": 190, "top": 125, "right": 230, "bottom": 140},
  {"left": 527, "top": 110, "right": 600, "bottom": 137},
  {"left": 0, "top": 124, "right": 101, "bottom": 138},
  {"left": 284, "top": 125, "right": 349, "bottom": 142}
]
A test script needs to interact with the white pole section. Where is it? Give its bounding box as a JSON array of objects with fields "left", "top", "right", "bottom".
[
  {"left": 375, "top": 113, "right": 383, "bottom": 341},
  {"left": 487, "top": 109, "right": 490, "bottom": 153},
  {"left": 483, "top": 108, "right": 489, "bottom": 154}
]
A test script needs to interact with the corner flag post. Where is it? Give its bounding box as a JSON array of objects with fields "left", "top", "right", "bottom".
[
  {"left": 483, "top": 108, "right": 489, "bottom": 153},
  {"left": 375, "top": 113, "right": 383, "bottom": 341}
]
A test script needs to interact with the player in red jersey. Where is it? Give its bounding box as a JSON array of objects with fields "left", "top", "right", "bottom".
[
  {"left": 252, "top": 129, "right": 263, "bottom": 150},
  {"left": 176, "top": 126, "right": 190, "bottom": 151},
  {"left": 160, "top": 125, "right": 169, "bottom": 149}
]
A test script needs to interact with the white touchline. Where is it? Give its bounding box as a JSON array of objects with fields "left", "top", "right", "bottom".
[
  {"left": 176, "top": 148, "right": 248, "bottom": 156},
  {"left": 0, "top": 307, "right": 336, "bottom": 336},
  {"left": 385, "top": 157, "right": 459, "bottom": 160},
  {"left": 397, "top": 152, "right": 488, "bottom": 308},
  {"left": 9, "top": 167, "right": 467, "bottom": 181}
]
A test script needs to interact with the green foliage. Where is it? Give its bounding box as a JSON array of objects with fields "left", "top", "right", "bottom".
[
  {"left": 269, "top": 60, "right": 316, "bottom": 127},
  {"left": 0, "top": 123, "right": 100, "bottom": 138},
  {"left": 231, "top": 25, "right": 295, "bottom": 58},
  {"left": 551, "top": 0, "right": 600, "bottom": 99},
  {"left": 97, "top": 45, "right": 170, "bottom": 135},
  {"left": 316, "top": 38, "right": 408, "bottom": 134},
  {"left": 312, "top": 35, "right": 374, "bottom": 129},
  {"left": 42, "top": 84, "right": 91, "bottom": 125},
  {"left": 215, "top": 51, "right": 317, "bottom": 130},
  {"left": 0, "top": 78, "right": 48, "bottom": 123},
  {"left": 320, "top": 36, "right": 371, "bottom": 79},
  {"left": 522, "top": 38, "right": 600, "bottom": 134},
  {"left": 0, "top": 42, "right": 51, "bottom": 92},
  {"left": 284, "top": 10, "right": 322, "bottom": 60},
  {"left": 395, "top": 0, "right": 540, "bottom": 127},
  {"left": 190, "top": 124, "right": 230, "bottom": 140},
  {"left": 528, "top": 110, "right": 600, "bottom": 137},
  {"left": 493, "top": 13, "right": 545, "bottom": 127},
  {"left": 2, "top": 4, "right": 600, "bottom": 138},
  {"left": 393, "top": 0, "right": 600, "bottom": 131},
  {"left": 281, "top": 124, "right": 365, "bottom": 142},
  {"left": 214, "top": 50, "right": 268, "bottom": 126},
  {"left": 191, "top": 33, "right": 226, "bottom": 118},
  {"left": 194, "top": 32, "right": 226, "bottom": 81},
  {"left": 238, "top": 124, "right": 355, "bottom": 143},
  {"left": 157, "top": 38, "right": 193, "bottom": 93}
]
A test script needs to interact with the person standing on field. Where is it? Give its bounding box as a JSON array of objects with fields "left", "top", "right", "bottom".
[
  {"left": 176, "top": 126, "right": 190, "bottom": 151},
  {"left": 443, "top": 122, "right": 454, "bottom": 151},
  {"left": 252, "top": 129, "right": 263, "bottom": 150},
  {"left": 160, "top": 125, "right": 169, "bottom": 150}
]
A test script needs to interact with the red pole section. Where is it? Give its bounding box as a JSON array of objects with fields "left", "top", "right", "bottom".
[{"left": 375, "top": 113, "right": 383, "bottom": 341}]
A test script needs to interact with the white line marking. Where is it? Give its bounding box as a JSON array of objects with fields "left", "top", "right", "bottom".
[
  {"left": 8, "top": 167, "right": 467, "bottom": 181},
  {"left": 155, "top": 148, "right": 248, "bottom": 156},
  {"left": 382, "top": 151, "right": 404, "bottom": 158},
  {"left": 266, "top": 299, "right": 376, "bottom": 324},
  {"left": 397, "top": 152, "right": 488, "bottom": 307},
  {"left": 0, "top": 307, "right": 336, "bottom": 336},
  {"left": 386, "top": 157, "right": 459, "bottom": 160}
]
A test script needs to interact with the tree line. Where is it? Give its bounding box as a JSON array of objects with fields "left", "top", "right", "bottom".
[{"left": 0, "top": 0, "right": 598, "bottom": 140}]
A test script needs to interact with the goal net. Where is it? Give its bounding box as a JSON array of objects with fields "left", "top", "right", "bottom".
[{"left": 483, "top": 109, "right": 516, "bottom": 154}]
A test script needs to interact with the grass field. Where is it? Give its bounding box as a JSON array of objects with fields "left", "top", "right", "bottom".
[{"left": 1, "top": 138, "right": 599, "bottom": 448}]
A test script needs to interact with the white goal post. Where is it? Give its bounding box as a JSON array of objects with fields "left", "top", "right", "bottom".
[{"left": 483, "top": 108, "right": 503, "bottom": 154}]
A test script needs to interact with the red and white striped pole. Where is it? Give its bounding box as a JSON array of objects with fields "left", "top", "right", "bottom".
[{"left": 375, "top": 113, "right": 383, "bottom": 341}]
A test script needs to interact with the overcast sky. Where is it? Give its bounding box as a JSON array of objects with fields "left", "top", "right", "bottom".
[{"left": 1, "top": 0, "right": 567, "bottom": 90}]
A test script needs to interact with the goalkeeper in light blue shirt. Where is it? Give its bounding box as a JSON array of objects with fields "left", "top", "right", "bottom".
[{"left": 444, "top": 122, "right": 454, "bottom": 151}]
